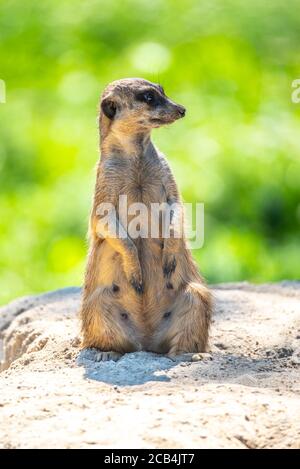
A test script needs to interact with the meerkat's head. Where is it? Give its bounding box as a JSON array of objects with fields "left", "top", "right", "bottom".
[{"left": 99, "top": 78, "right": 186, "bottom": 138}]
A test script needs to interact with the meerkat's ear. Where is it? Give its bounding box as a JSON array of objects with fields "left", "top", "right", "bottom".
[{"left": 101, "top": 97, "right": 118, "bottom": 119}]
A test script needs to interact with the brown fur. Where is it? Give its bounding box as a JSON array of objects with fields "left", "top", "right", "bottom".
[{"left": 80, "top": 78, "right": 212, "bottom": 358}]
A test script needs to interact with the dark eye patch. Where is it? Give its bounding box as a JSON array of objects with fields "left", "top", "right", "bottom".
[
  {"left": 120, "top": 311, "right": 128, "bottom": 320},
  {"left": 163, "top": 311, "right": 172, "bottom": 319},
  {"left": 136, "top": 88, "right": 165, "bottom": 107}
]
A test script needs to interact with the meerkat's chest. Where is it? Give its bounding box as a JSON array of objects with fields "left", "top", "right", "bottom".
[
  {"left": 132, "top": 163, "right": 166, "bottom": 204},
  {"left": 104, "top": 157, "right": 167, "bottom": 205}
]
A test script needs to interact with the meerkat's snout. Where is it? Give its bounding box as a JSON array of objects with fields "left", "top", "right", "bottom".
[
  {"left": 136, "top": 86, "right": 186, "bottom": 127},
  {"left": 176, "top": 104, "right": 186, "bottom": 117},
  {"left": 170, "top": 102, "right": 186, "bottom": 121}
]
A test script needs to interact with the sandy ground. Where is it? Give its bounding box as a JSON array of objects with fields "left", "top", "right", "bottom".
[{"left": 0, "top": 282, "right": 300, "bottom": 449}]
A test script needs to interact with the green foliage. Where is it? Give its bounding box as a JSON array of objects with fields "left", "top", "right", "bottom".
[{"left": 1, "top": 0, "right": 300, "bottom": 304}]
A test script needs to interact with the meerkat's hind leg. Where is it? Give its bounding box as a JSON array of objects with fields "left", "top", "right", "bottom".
[
  {"left": 166, "top": 282, "right": 212, "bottom": 357},
  {"left": 94, "top": 351, "right": 123, "bottom": 362}
]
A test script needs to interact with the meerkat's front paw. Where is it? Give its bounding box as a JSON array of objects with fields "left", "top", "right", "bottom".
[
  {"left": 130, "top": 275, "right": 144, "bottom": 295},
  {"left": 162, "top": 253, "right": 177, "bottom": 278},
  {"left": 123, "top": 246, "right": 144, "bottom": 294},
  {"left": 127, "top": 265, "right": 144, "bottom": 294},
  {"left": 94, "top": 351, "right": 122, "bottom": 362}
]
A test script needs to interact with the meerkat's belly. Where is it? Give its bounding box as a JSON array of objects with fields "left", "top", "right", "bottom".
[
  {"left": 95, "top": 168, "right": 182, "bottom": 347},
  {"left": 128, "top": 181, "right": 179, "bottom": 321},
  {"left": 96, "top": 240, "right": 142, "bottom": 314}
]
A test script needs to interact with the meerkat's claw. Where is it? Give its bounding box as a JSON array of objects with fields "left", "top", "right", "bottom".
[
  {"left": 130, "top": 276, "right": 144, "bottom": 295},
  {"left": 167, "top": 352, "right": 212, "bottom": 362},
  {"left": 94, "top": 351, "right": 122, "bottom": 362},
  {"left": 191, "top": 352, "right": 212, "bottom": 362},
  {"left": 163, "top": 255, "right": 177, "bottom": 278}
]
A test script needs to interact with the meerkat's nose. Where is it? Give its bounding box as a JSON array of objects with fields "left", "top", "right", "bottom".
[{"left": 177, "top": 105, "right": 186, "bottom": 117}]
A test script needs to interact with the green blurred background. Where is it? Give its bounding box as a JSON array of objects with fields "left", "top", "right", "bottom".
[{"left": 0, "top": 0, "right": 300, "bottom": 305}]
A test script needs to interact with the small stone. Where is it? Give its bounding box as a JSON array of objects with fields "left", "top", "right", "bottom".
[{"left": 291, "top": 356, "right": 300, "bottom": 365}]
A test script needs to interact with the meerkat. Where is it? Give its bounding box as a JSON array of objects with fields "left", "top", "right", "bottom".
[{"left": 80, "top": 78, "right": 212, "bottom": 360}]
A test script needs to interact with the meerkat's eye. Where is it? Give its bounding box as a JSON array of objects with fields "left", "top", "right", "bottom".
[
  {"left": 137, "top": 90, "right": 156, "bottom": 105},
  {"left": 143, "top": 91, "right": 155, "bottom": 103},
  {"left": 120, "top": 312, "right": 128, "bottom": 320}
]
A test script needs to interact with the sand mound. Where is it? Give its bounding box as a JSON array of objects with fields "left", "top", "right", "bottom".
[{"left": 0, "top": 282, "right": 300, "bottom": 448}]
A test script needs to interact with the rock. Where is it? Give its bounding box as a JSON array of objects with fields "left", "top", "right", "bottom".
[
  {"left": 0, "top": 282, "right": 300, "bottom": 449},
  {"left": 291, "top": 356, "right": 300, "bottom": 366}
]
